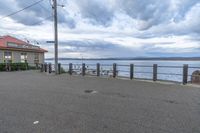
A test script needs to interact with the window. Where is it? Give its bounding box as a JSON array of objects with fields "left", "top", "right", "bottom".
[
  {"left": 21, "top": 53, "right": 27, "bottom": 63},
  {"left": 34, "top": 53, "right": 39, "bottom": 63},
  {"left": 4, "top": 51, "right": 12, "bottom": 63}
]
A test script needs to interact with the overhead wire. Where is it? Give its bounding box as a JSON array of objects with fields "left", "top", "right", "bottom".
[
  {"left": 0, "top": 0, "right": 53, "bottom": 33},
  {"left": 31, "top": 0, "right": 51, "bottom": 12},
  {"left": 0, "top": 0, "right": 44, "bottom": 20},
  {"left": 0, "top": 0, "right": 54, "bottom": 44}
]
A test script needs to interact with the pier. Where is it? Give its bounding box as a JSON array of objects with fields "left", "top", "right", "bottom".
[{"left": 0, "top": 70, "right": 200, "bottom": 133}]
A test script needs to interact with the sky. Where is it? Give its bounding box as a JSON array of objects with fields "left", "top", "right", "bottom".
[{"left": 0, "top": 0, "right": 200, "bottom": 58}]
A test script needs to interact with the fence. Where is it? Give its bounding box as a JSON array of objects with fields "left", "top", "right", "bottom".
[{"left": 40, "top": 63, "right": 200, "bottom": 85}]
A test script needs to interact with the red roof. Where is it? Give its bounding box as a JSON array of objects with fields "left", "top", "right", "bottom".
[{"left": 0, "top": 35, "right": 48, "bottom": 53}]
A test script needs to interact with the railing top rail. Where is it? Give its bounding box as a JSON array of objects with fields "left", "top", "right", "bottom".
[
  {"left": 158, "top": 65, "right": 183, "bottom": 68},
  {"left": 101, "top": 64, "right": 113, "bottom": 66},
  {"left": 134, "top": 65, "right": 153, "bottom": 68},
  {"left": 157, "top": 72, "right": 182, "bottom": 76},
  {"left": 84, "top": 64, "right": 97, "bottom": 66},
  {"left": 72, "top": 64, "right": 82, "bottom": 65},
  {"left": 188, "top": 66, "right": 200, "bottom": 69},
  {"left": 60, "top": 63, "right": 69, "bottom": 65},
  {"left": 117, "top": 64, "right": 129, "bottom": 67},
  {"left": 118, "top": 70, "right": 130, "bottom": 72},
  {"left": 134, "top": 71, "right": 153, "bottom": 74}
]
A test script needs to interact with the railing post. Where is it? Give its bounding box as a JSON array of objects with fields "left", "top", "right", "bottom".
[
  {"left": 44, "top": 63, "right": 47, "bottom": 72},
  {"left": 36, "top": 63, "right": 39, "bottom": 70},
  {"left": 17, "top": 63, "right": 20, "bottom": 71},
  {"left": 40, "top": 64, "right": 44, "bottom": 72},
  {"left": 82, "top": 63, "right": 85, "bottom": 76},
  {"left": 182, "top": 64, "right": 188, "bottom": 85},
  {"left": 58, "top": 63, "right": 61, "bottom": 74},
  {"left": 26, "top": 63, "right": 29, "bottom": 70},
  {"left": 8, "top": 63, "right": 11, "bottom": 71},
  {"left": 113, "top": 63, "right": 117, "bottom": 78},
  {"left": 48, "top": 63, "right": 52, "bottom": 74},
  {"left": 8, "top": 64, "right": 11, "bottom": 71},
  {"left": 130, "top": 64, "right": 134, "bottom": 79},
  {"left": 97, "top": 63, "right": 100, "bottom": 76},
  {"left": 153, "top": 64, "right": 157, "bottom": 81},
  {"left": 69, "top": 63, "right": 73, "bottom": 75}
]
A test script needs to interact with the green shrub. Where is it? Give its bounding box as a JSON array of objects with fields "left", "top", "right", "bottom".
[
  {"left": 10, "top": 63, "right": 18, "bottom": 71},
  {"left": 19, "top": 63, "right": 28, "bottom": 70},
  {"left": 0, "top": 63, "right": 6, "bottom": 71},
  {"left": 0, "top": 63, "right": 28, "bottom": 71}
]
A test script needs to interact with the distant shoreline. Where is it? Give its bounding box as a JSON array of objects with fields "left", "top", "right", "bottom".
[{"left": 45, "top": 57, "right": 200, "bottom": 61}]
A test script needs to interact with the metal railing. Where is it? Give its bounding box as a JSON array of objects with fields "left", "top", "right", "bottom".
[{"left": 40, "top": 63, "right": 200, "bottom": 85}]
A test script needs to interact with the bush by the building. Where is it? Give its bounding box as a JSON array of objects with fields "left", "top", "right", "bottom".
[
  {"left": 0, "top": 63, "right": 6, "bottom": 71},
  {"left": 0, "top": 63, "right": 29, "bottom": 71}
]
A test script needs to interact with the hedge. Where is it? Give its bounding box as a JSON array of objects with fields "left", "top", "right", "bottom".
[{"left": 0, "top": 63, "right": 29, "bottom": 71}]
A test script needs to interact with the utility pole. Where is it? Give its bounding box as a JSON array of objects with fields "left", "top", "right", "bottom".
[{"left": 53, "top": 0, "right": 58, "bottom": 74}]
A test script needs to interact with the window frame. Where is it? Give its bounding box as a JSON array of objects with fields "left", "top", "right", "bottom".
[{"left": 20, "top": 52, "right": 28, "bottom": 63}]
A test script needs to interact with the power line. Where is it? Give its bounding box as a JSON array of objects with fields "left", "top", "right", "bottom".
[
  {"left": 31, "top": 0, "right": 51, "bottom": 12},
  {"left": 0, "top": 0, "right": 44, "bottom": 20}
]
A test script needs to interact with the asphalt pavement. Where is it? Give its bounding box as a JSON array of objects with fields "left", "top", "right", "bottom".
[{"left": 0, "top": 71, "right": 200, "bottom": 133}]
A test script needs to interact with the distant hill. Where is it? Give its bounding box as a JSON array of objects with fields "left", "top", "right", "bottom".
[{"left": 46, "top": 57, "right": 200, "bottom": 61}]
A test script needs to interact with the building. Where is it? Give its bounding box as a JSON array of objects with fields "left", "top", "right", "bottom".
[{"left": 0, "top": 35, "right": 47, "bottom": 65}]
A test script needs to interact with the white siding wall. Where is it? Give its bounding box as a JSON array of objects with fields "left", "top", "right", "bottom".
[
  {"left": 0, "top": 50, "right": 3, "bottom": 63},
  {"left": 0, "top": 50, "right": 45, "bottom": 64},
  {"left": 27, "top": 52, "right": 35, "bottom": 64},
  {"left": 12, "top": 51, "right": 21, "bottom": 63},
  {"left": 39, "top": 53, "right": 44, "bottom": 64}
]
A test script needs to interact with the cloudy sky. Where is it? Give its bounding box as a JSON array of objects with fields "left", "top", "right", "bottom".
[{"left": 0, "top": 0, "right": 200, "bottom": 58}]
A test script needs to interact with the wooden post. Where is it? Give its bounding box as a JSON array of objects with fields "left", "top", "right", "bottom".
[
  {"left": 48, "top": 63, "right": 52, "bottom": 74},
  {"left": 82, "top": 63, "right": 85, "bottom": 76},
  {"left": 69, "top": 63, "right": 73, "bottom": 75},
  {"left": 113, "top": 63, "right": 117, "bottom": 78},
  {"left": 58, "top": 63, "right": 61, "bottom": 74},
  {"left": 36, "top": 63, "right": 39, "bottom": 70},
  {"left": 44, "top": 63, "right": 47, "bottom": 72},
  {"left": 182, "top": 64, "right": 188, "bottom": 85},
  {"left": 97, "top": 63, "right": 100, "bottom": 76},
  {"left": 130, "top": 64, "right": 134, "bottom": 79},
  {"left": 8, "top": 64, "right": 11, "bottom": 71},
  {"left": 17, "top": 63, "right": 20, "bottom": 71},
  {"left": 153, "top": 64, "right": 157, "bottom": 81},
  {"left": 26, "top": 63, "right": 29, "bottom": 70},
  {"left": 40, "top": 64, "right": 44, "bottom": 72}
]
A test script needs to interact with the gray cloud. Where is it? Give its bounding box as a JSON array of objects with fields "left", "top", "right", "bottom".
[
  {"left": 74, "top": 0, "right": 114, "bottom": 26},
  {"left": 1, "top": 0, "right": 200, "bottom": 58},
  {"left": 0, "top": 0, "right": 76, "bottom": 28},
  {"left": 43, "top": 39, "right": 147, "bottom": 57},
  {"left": 116, "top": 0, "right": 200, "bottom": 31},
  {"left": 58, "top": 40, "right": 116, "bottom": 52}
]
